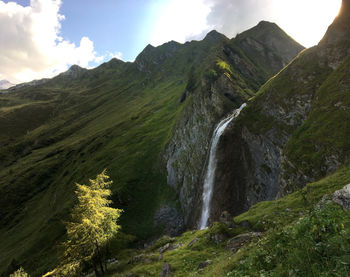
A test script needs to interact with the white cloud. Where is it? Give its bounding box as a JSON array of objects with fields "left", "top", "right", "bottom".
[
  {"left": 149, "top": 0, "right": 341, "bottom": 48},
  {"left": 107, "top": 51, "right": 123, "bottom": 60},
  {"left": 150, "top": 0, "right": 212, "bottom": 46},
  {"left": 204, "top": 0, "right": 341, "bottom": 47},
  {"left": 0, "top": 0, "right": 103, "bottom": 83}
]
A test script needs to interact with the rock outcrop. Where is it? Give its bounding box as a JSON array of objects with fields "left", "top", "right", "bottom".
[
  {"left": 164, "top": 21, "right": 305, "bottom": 228},
  {"left": 333, "top": 184, "right": 350, "bottom": 210},
  {"left": 213, "top": 0, "right": 350, "bottom": 222}
]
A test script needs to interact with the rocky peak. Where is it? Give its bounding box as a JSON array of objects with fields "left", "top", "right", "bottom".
[
  {"left": 135, "top": 41, "right": 182, "bottom": 72},
  {"left": 203, "top": 30, "right": 228, "bottom": 43},
  {"left": 235, "top": 21, "right": 304, "bottom": 62},
  {"left": 319, "top": 0, "right": 350, "bottom": 45},
  {"left": 50, "top": 64, "right": 87, "bottom": 82}
]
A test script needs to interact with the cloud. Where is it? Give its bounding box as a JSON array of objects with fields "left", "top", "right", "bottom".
[
  {"left": 203, "top": 0, "right": 341, "bottom": 47},
  {"left": 150, "top": 0, "right": 341, "bottom": 49},
  {"left": 150, "top": 0, "right": 211, "bottom": 46},
  {"left": 107, "top": 51, "right": 123, "bottom": 60},
  {"left": 203, "top": 0, "right": 275, "bottom": 37},
  {"left": 0, "top": 0, "right": 103, "bottom": 83}
]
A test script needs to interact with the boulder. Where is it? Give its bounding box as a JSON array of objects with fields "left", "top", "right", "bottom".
[
  {"left": 197, "top": 260, "right": 212, "bottom": 270},
  {"left": 332, "top": 184, "right": 350, "bottom": 210},
  {"left": 187, "top": 238, "right": 199, "bottom": 247},
  {"left": 158, "top": 243, "right": 172, "bottom": 254},
  {"left": 225, "top": 232, "right": 262, "bottom": 252},
  {"left": 210, "top": 232, "right": 228, "bottom": 244},
  {"left": 160, "top": 263, "right": 173, "bottom": 277}
]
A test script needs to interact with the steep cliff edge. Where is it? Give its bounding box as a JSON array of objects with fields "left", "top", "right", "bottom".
[
  {"left": 164, "top": 22, "right": 304, "bottom": 227},
  {"left": 213, "top": 0, "right": 350, "bottom": 222}
]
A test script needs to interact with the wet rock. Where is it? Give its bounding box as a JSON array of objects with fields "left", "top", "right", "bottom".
[
  {"left": 225, "top": 232, "right": 262, "bottom": 252},
  {"left": 172, "top": 243, "right": 184, "bottom": 250},
  {"left": 219, "top": 211, "right": 234, "bottom": 227},
  {"left": 158, "top": 243, "right": 172, "bottom": 254},
  {"left": 239, "top": 220, "right": 251, "bottom": 229},
  {"left": 160, "top": 263, "right": 173, "bottom": 277},
  {"left": 187, "top": 238, "right": 199, "bottom": 247},
  {"left": 210, "top": 233, "right": 228, "bottom": 244},
  {"left": 106, "top": 258, "right": 118, "bottom": 265},
  {"left": 128, "top": 254, "right": 145, "bottom": 264},
  {"left": 197, "top": 260, "right": 212, "bottom": 270},
  {"left": 332, "top": 184, "right": 350, "bottom": 210},
  {"left": 154, "top": 205, "right": 185, "bottom": 236},
  {"left": 158, "top": 254, "right": 163, "bottom": 261}
]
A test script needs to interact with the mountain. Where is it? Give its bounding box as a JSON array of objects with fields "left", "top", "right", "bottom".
[
  {"left": 204, "top": 0, "right": 350, "bottom": 221},
  {"left": 106, "top": 1, "right": 350, "bottom": 275},
  {"left": 0, "top": 80, "right": 14, "bottom": 90},
  {"left": 0, "top": 21, "right": 303, "bottom": 276}
]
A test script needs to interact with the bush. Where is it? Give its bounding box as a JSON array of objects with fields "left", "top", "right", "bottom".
[{"left": 228, "top": 202, "right": 350, "bottom": 276}]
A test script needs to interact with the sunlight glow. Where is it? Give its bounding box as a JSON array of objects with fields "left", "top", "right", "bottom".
[
  {"left": 150, "top": 0, "right": 342, "bottom": 48},
  {"left": 150, "top": 0, "right": 211, "bottom": 46},
  {"left": 272, "top": 0, "right": 342, "bottom": 47}
]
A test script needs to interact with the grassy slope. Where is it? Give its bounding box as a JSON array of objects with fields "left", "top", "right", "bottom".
[
  {"left": 0, "top": 35, "right": 235, "bottom": 275},
  {"left": 285, "top": 56, "right": 350, "bottom": 180},
  {"left": 0, "top": 63, "right": 187, "bottom": 275},
  {"left": 108, "top": 163, "right": 350, "bottom": 276}
]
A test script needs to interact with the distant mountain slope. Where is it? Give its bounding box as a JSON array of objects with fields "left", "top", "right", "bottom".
[
  {"left": 212, "top": 0, "right": 350, "bottom": 221},
  {"left": 0, "top": 22, "right": 303, "bottom": 276},
  {"left": 0, "top": 80, "right": 14, "bottom": 90}
]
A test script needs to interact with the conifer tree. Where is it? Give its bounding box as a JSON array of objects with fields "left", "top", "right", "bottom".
[
  {"left": 59, "top": 170, "right": 122, "bottom": 276},
  {"left": 9, "top": 267, "right": 29, "bottom": 277}
]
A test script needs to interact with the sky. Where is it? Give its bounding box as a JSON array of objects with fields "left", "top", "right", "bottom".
[{"left": 0, "top": 0, "right": 342, "bottom": 84}]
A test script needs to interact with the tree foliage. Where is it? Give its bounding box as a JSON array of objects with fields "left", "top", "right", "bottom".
[
  {"left": 56, "top": 170, "right": 123, "bottom": 276},
  {"left": 9, "top": 267, "right": 29, "bottom": 277}
]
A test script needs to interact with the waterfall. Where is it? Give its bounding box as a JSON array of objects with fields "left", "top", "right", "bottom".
[{"left": 199, "top": 103, "right": 247, "bottom": 230}]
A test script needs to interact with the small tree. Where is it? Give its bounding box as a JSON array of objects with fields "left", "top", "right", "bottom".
[
  {"left": 60, "top": 170, "right": 122, "bottom": 276},
  {"left": 9, "top": 267, "right": 29, "bottom": 277}
]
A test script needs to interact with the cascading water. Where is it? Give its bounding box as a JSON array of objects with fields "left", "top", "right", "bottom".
[{"left": 199, "top": 103, "right": 247, "bottom": 230}]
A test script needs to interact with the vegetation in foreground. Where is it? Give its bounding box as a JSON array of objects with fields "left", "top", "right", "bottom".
[
  {"left": 98, "top": 164, "right": 350, "bottom": 276},
  {"left": 44, "top": 171, "right": 122, "bottom": 277}
]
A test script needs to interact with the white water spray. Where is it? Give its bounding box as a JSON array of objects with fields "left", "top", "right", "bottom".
[{"left": 199, "top": 103, "right": 247, "bottom": 230}]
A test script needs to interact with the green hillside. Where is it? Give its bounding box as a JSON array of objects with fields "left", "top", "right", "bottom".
[{"left": 91, "top": 163, "right": 350, "bottom": 276}]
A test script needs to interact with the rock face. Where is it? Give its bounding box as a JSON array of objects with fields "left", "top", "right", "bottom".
[
  {"left": 153, "top": 205, "right": 185, "bottom": 236},
  {"left": 319, "top": 0, "right": 350, "bottom": 46},
  {"left": 332, "top": 184, "right": 350, "bottom": 210},
  {"left": 164, "top": 22, "right": 305, "bottom": 228},
  {"left": 197, "top": 260, "right": 212, "bottom": 270},
  {"left": 213, "top": 0, "right": 350, "bottom": 220},
  {"left": 160, "top": 263, "right": 173, "bottom": 277},
  {"left": 164, "top": 76, "right": 241, "bottom": 226},
  {"left": 135, "top": 41, "right": 183, "bottom": 73},
  {"left": 225, "top": 232, "right": 262, "bottom": 252}
]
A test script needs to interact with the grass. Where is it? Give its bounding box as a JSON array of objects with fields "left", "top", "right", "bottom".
[
  {"left": 104, "top": 163, "right": 350, "bottom": 276},
  {"left": 284, "top": 56, "right": 350, "bottom": 182}
]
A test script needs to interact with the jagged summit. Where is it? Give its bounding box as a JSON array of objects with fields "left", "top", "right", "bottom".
[
  {"left": 320, "top": 0, "right": 350, "bottom": 45},
  {"left": 58, "top": 64, "right": 87, "bottom": 79},
  {"left": 203, "top": 30, "right": 228, "bottom": 43},
  {"left": 135, "top": 40, "right": 183, "bottom": 72},
  {"left": 234, "top": 20, "right": 304, "bottom": 66}
]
